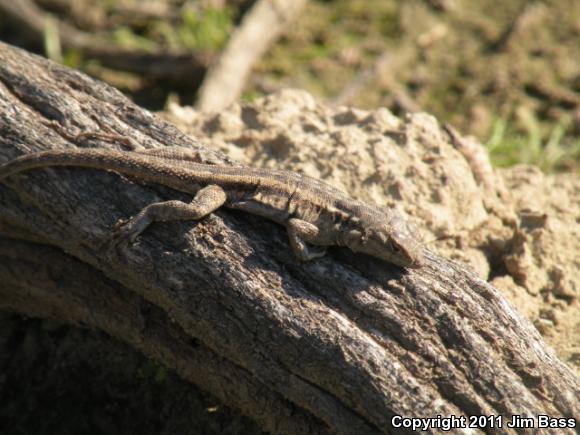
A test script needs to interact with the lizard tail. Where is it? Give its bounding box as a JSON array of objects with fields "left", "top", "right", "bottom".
[
  {"left": 0, "top": 148, "right": 212, "bottom": 194},
  {"left": 0, "top": 148, "right": 188, "bottom": 182},
  {"left": 0, "top": 149, "right": 110, "bottom": 180}
]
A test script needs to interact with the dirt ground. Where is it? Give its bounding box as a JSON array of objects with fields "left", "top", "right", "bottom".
[{"left": 256, "top": 0, "right": 580, "bottom": 172}]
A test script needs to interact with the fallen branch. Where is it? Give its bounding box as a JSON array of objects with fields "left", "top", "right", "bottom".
[
  {"left": 0, "top": 0, "right": 212, "bottom": 79},
  {"left": 196, "top": 0, "right": 308, "bottom": 111}
]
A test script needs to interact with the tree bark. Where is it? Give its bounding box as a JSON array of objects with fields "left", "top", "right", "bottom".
[{"left": 0, "top": 42, "right": 578, "bottom": 434}]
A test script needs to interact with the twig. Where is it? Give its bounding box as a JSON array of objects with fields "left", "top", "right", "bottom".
[
  {"left": 196, "top": 0, "right": 308, "bottom": 111},
  {"left": 0, "top": 0, "right": 212, "bottom": 79}
]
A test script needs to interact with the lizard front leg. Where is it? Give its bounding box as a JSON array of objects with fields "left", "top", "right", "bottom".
[
  {"left": 115, "top": 184, "right": 226, "bottom": 242},
  {"left": 286, "top": 218, "right": 327, "bottom": 261}
]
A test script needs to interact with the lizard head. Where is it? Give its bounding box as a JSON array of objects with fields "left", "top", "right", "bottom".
[{"left": 342, "top": 213, "right": 424, "bottom": 268}]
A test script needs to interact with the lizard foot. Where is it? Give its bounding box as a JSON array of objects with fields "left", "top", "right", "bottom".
[
  {"left": 111, "top": 216, "right": 144, "bottom": 245},
  {"left": 105, "top": 217, "right": 144, "bottom": 261}
]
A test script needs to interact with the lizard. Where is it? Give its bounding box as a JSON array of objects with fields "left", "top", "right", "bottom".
[{"left": 0, "top": 148, "right": 424, "bottom": 268}]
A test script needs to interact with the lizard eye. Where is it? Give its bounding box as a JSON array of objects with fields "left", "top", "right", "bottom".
[{"left": 388, "top": 240, "right": 401, "bottom": 252}]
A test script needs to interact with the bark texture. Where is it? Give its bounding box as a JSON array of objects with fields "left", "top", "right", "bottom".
[{"left": 0, "top": 42, "right": 578, "bottom": 434}]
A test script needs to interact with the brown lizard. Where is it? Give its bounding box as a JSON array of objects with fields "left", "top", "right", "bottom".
[{"left": 0, "top": 148, "right": 424, "bottom": 268}]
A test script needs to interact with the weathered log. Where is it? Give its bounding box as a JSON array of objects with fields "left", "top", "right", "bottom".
[{"left": 0, "top": 42, "right": 578, "bottom": 434}]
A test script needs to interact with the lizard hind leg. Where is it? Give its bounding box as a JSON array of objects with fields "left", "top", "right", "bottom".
[
  {"left": 286, "top": 218, "right": 326, "bottom": 261},
  {"left": 114, "top": 184, "right": 227, "bottom": 243}
]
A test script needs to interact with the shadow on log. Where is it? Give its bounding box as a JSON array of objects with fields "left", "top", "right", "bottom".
[{"left": 0, "top": 42, "right": 578, "bottom": 434}]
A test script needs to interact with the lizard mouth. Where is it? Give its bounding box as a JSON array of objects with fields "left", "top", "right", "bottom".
[{"left": 386, "top": 249, "right": 424, "bottom": 268}]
